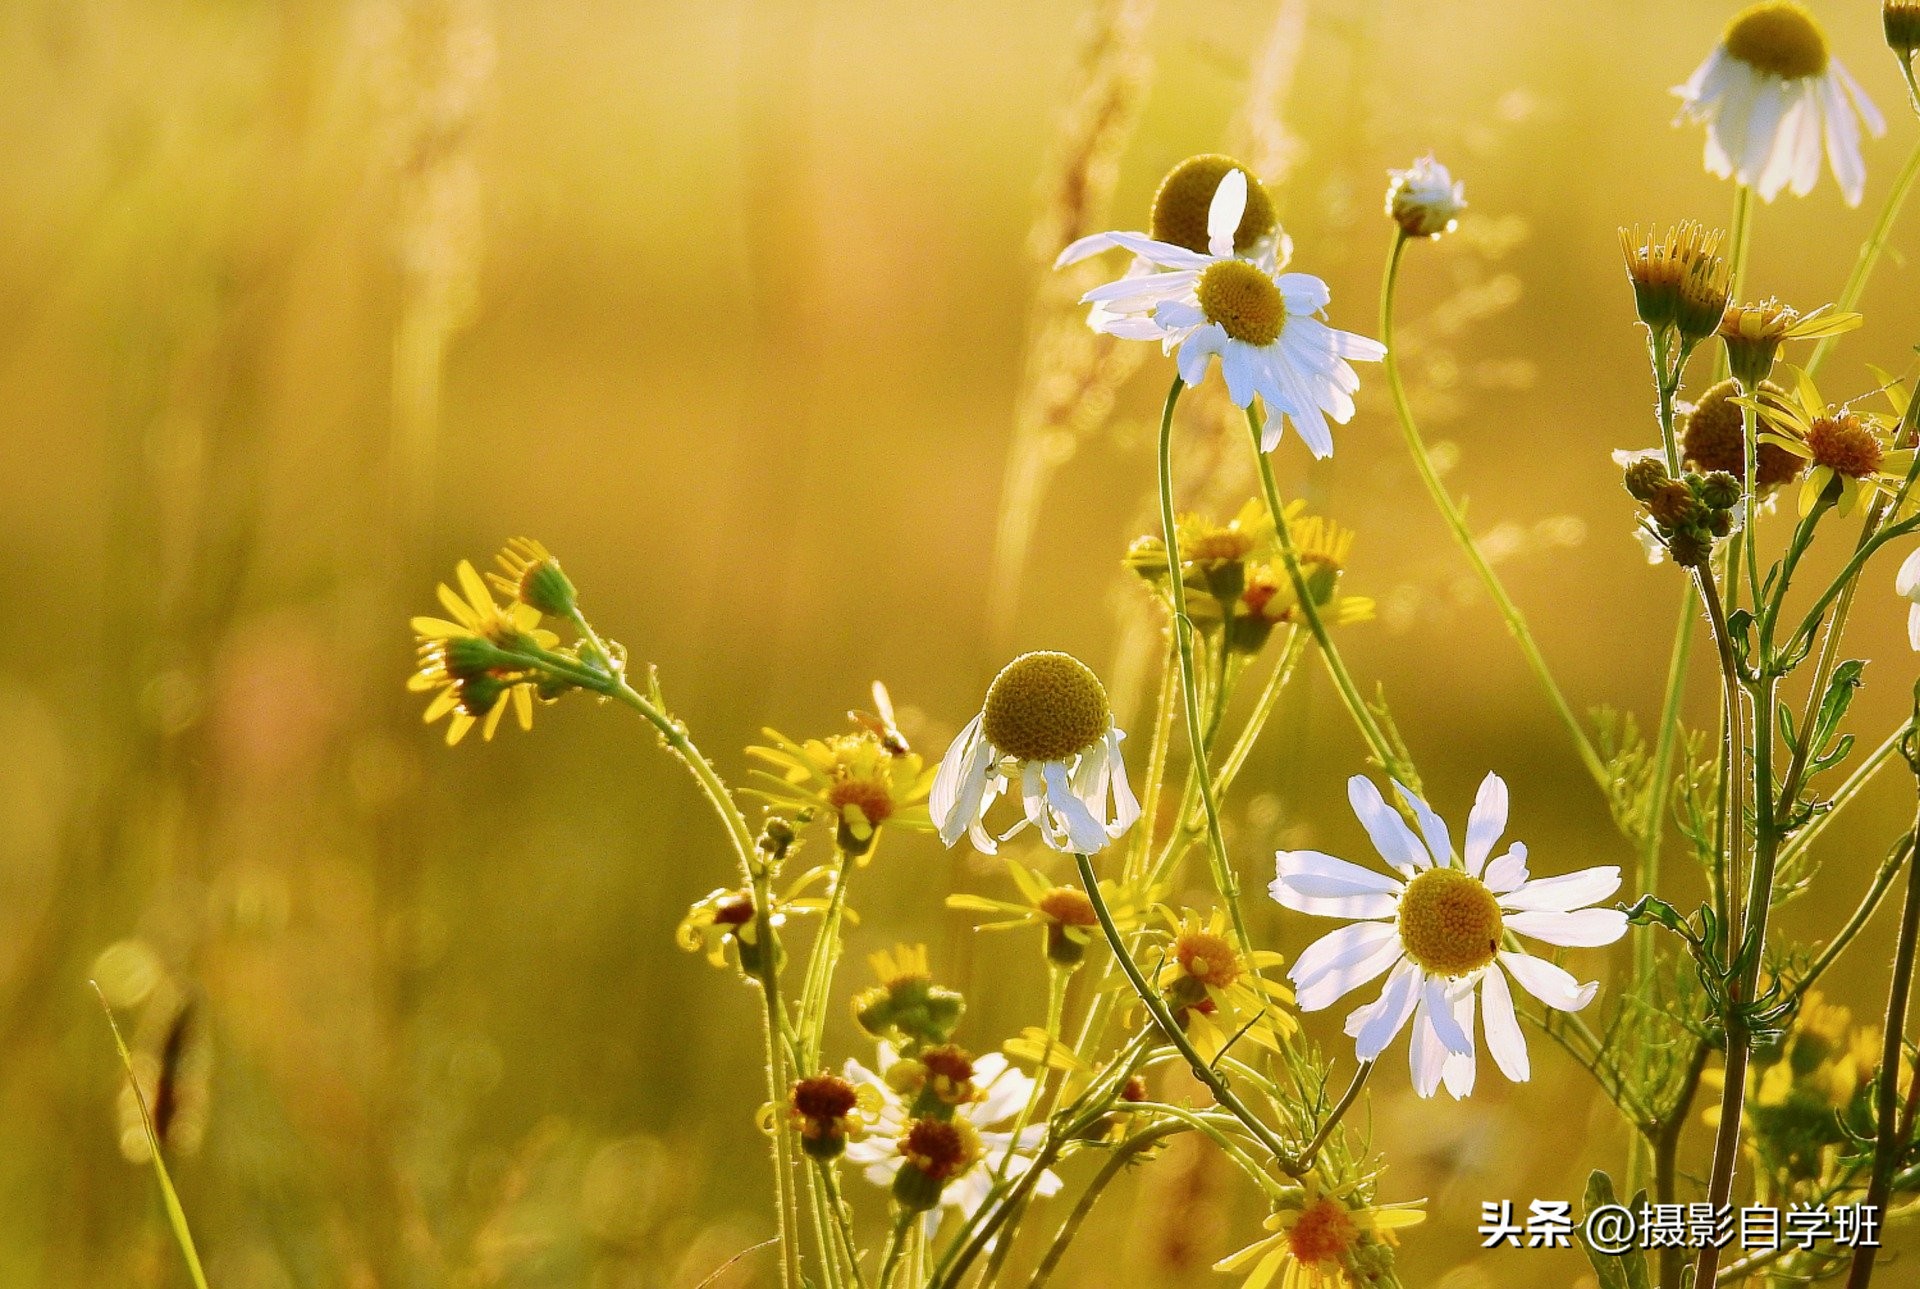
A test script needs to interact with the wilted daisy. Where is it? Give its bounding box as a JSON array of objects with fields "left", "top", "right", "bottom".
[
  {"left": 1063, "top": 167, "right": 1384, "bottom": 458},
  {"left": 1898, "top": 546, "right": 1920, "bottom": 648},
  {"left": 1270, "top": 774, "right": 1628, "bottom": 1098},
  {"left": 1213, "top": 1177, "right": 1424, "bottom": 1289},
  {"left": 1674, "top": 1, "right": 1885, "bottom": 206},
  {"left": 843, "top": 1045, "right": 1061, "bottom": 1224},
  {"left": 1385, "top": 155, "right": 1466, "bottom": 240},
  {"left": 408, "top": 559, "right": 562, "bottom": 745},
  {"left": 931, "top": 651, "right": 1139, "bottom": 856}
]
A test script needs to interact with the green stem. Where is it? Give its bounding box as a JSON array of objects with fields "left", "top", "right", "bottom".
[
  {"left": 1072, "top": 851, "right": 1293, "bottom": 1167},
  {"left": 1637, "top": 587, "right": 1696, "bottom": 993},
  {"left": 1846, "top": 797, "right": 1920, "bottom": 1289},
  {"left": 877, "top": 1215, "right": 912, "bottom": 1289},
  {"left": 994, "top": 966, "right": 1067, "bottom": 1189},
  {"left": 1380, "top": 231, "right": 1607, "bottom": 793},
  {"left": 1779, "top": 722, "right": 1904, "bottom": 873},
  {"left": 1154, "top": 380, "right": 1282, "bottom": 1032},
  {"left": 818, "top": 1162, "right": 868, "bottom": 1289},
  {"left": 94, "top": 984, "right": 211, "bottom": 1289},
  {"left": 1027, "top": 1123, "right": 1188, "bottom": 1288},
  {"left": 1792, "top": 834, "right": 1916, "bottom": 1004},
  {"left": 1245, "top": 412, "right": 1413, "bottom": 786},
  {"left": 799, "top": 850, "right": 858, "bottom": 1067},
  {"left": 1296, "top": 1061, "right": 1372, "bottom": 1172},
  {"left": 1809, "top": 136, "right": 1920, "bottom": 378}
]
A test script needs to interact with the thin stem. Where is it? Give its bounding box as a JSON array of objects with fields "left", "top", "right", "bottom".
[
  {"left": 1697, "top": 569, "right": 1745, "bottom": 959},
  {"left": 1847, "top": 793, "right": 1920, "bottom": 1289},
  {"left": 1296, "top": 1061, "right": 1372, "bottom": 1172},
  {"left": 1793, "top": 835, "right": 1915, "bottom": 1005},
  {"left": 818, "top": 1163, "right": 869, "bottom": 1289},
  {"left": 799, "top": 849, "right": 858, "bottom": 1067},
  {"left": 1637, "top": 587, "right": 1696, "bottom": 995},
  {"left": 1245, "top": 413, "right": 1413, "bottom": 785},
  {"left": 1653, "top": 1037, "right": 1711, "bottom": 1289},
  {"left": 1154, "top": 381, "right": 1284, "bottom": 1037},
  {"left": 94, "top": 984, "right": 211, "bottom": 1289},
  {"left": 1778, "top": 722, "right": 1904, "bottom": 872},
  {"left": 1809, "top": 136, "right": 1920, "bottom": 378},
  {"left": 1380, "top": 231, "right": 1607, "bottom": 793},
  {"left": 994, "top": 966, "right": 1067, "bottom": 1188},
  {"left": 1072, "top": 851, "right": 1293, "bottom": 1167},
  {"left": 1027, "top": 1123, "right": 1187, "bottom": 1288},
  {"left": 877, "top": 1215, "right": 912, "bottom": 1289}
]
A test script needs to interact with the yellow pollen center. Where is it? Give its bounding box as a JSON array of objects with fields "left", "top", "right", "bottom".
[
  {"left": 1397, "top": 867, "right": 1503, "bottom": 977},
  {"left": 1725, "top": 3, "right": 1829, "bottom": 80},
  {"left": 981, "top": 651, "right": 1110, "bottom": 764},
  {"left": 1176, "top": 931, "right": 1241, "bottom": 988},
  {"left": 1286, "top": 1198, "right": 1359, "bottom": 1265},
  {"left": 1150, "top": 154, "right": 1278, "bottom": 255},
  {"left": 1187, "top": 529, "right": 1255, "bottom": 563},
  {"left": 1196, "top": 260, "right": 1285, "bottom": 347}
]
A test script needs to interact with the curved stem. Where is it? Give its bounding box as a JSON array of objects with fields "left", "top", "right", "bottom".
[
  {"left": 1380, "top": 231, "right": 1607, "bottom": 793},
  {"left": 1027, "top": 1123, "right": 1188, "bottom": 1288},
  {"left": 1072, "top": 851, "right": 1294, "bottom": 1168},
  {"left": 799, "top": 849, "right": 857, "bottom": 1067},
  {"left": 1810, "top": 137, "right": 1920, "bottom": 378},
  {"left": 1792, "top": 835, "right": 1916, "bottom": 1004},
  {"left": 1245, "top": 415, "right": 1413, "bottom": 786},
  {"left": 1637, "top": 587, "right": 1696, "bottom": 992}
]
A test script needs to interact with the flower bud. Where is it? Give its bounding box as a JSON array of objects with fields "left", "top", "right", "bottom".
[
  {"left": 1698, "top": 470, "right": 1742, "bottom": 511},
  {"left": 1623, "top": 457, "right": 1670, "bottom": 503}
]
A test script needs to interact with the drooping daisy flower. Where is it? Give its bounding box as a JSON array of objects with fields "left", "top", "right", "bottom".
[
  {"left": 842, "top": 1045, "right": 1062, "bottom": 1224},
  {"left": 1213, "top": 1177, "right": 1425, "bottom": 1289},
  {"left": 1063, "top": 168, "right": 1384, "bottom": 458},
  {"left": 1674, "top": 1, "right": 1885, "bottom": 207},
  {"left": 931, "top": 651, "right": 1139, "bottom": 856},
  {"left": 1270, "top": 773, "right": 1629, "bottom": 1098},
  {"left": 1385, "top": 154, "right": 1466, "bottom": 240},
  {"left": 1897, "top": 546, "right": 1920, "bottom": 649},
  {"left": 1057, "top": 153, "right": 1287, "bottom": 273}
]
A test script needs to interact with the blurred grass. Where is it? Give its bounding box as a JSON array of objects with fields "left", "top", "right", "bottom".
[{"left": 5, "top": 0, "right": 1920, "bottom": 1284}]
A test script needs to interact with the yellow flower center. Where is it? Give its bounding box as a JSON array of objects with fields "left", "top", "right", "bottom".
[
  {"left": 1286, "top": 1197, "right": 1359, "bottom": 1265},
  {"left": 1150, "top": 154, "right": 1277, "bottom": 255},
  {"left": 1036, "top": 887, "right": 1098, "bottom": 927},
  {"left": 1807, "top": 414, "right": 1884, "bottom": 478},
  {"left": 1175, "top": 930, "right": 1242, "bottom": 988},
  {"left": 981, "top": 651, "right": 1111, "bottom": 764},
  {"left": 1397, "top": 867, "right": 1503, "bottom": 977},
  {"left": 1725, "top": 2, "right": 1829, "bottom": 80},
  {"left": 1186, "top": 528, "right": 1256, "bottom": 564},
  {"left": 1196, "top": 260, "right": 1285, "bottom": 347}
]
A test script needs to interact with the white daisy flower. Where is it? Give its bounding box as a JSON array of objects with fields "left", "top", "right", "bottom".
[
  {"left": 842, "top": 1046, "right": 1061, "bottom": 1227},
  {"left": 931, "top": 651, "right": 1139, "bottom": 856},
  {"left": 1061, "top": 169, "right": 1384, "bottom": 459},
  {"left": 1674, "top": 1, "right": 1884, "bottom": 207},
  {"left": 1385, "top": 154, "right": 1467, "bottom": 239},
  {"left": 1269, "top": 773, "right": 1629, "bottom": 1099},
  {"left": 1897, "top": 546, "right": 1920, "bottom": 649}
]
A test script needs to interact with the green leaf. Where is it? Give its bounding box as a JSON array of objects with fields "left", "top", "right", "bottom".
[{"left": 1576, "top": 1170, "right": 1651, "bottom": 1289}]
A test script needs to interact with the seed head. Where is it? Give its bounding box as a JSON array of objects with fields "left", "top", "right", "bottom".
[
  {"left": 981, "top": 651, "right": 1111, "bottom": 764},
  {"left": 1683, "top": 378, "right": 1805, "bottom": 491},
  {"left": 1150, "top": 154, "right": 1277, "bottom": 255},
  {"left": 1726, "top": 2, "right": 1830, "bottom": 80},
  {"left": 1622, "top": 457, "right": 1670, "bottom": 503}
]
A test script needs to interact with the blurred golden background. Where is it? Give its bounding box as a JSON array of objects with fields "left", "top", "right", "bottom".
[{"left": 6, "top": 0, "right": 1920, "bottom": 1284}]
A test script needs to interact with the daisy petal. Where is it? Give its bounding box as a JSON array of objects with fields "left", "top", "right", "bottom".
[
  {"left": 1499, "top": 865, "right": 1621, "bottom": 913},
  {"left": 1506, "top": 907, "right": 1630, "bottom": 948},
  {"left": 1499, "top": 950, "right": 1598, "bottom": 1013},
  {"left": 1480, "top": 963, "right": 1530, "bottom": 1082}
]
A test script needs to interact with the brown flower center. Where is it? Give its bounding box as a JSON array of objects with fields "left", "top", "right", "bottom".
[
  {"left": 901, "top": 1117, "right": 981, "bottom": 1183},
  {"left": 1725, "top": 2, "right": 1829, "bottom": 80},
  {"left": 1150, "top": 154, "right": 1277, "bottom": 255},
  {"left": 792, "top": 1074, "right": 859, "bottom": 1121},
  {"left": 1036, "top": 887, "right": 1098, "bottom": 927},
  {"left": 1287, "top": 1197, "right": 1360, "bottom": 1265},
  {"left": 1682, "top": 378, "right": 1804, "bottom": 490}
]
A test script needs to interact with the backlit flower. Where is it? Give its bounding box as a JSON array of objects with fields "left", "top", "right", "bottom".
[
  {"left": 1752, "top": 374, "right": 1914, "bottom": 516},
  {"left": 748, "top": 711, "right": 935, "bottom": 858},
  {"left": 1271, "top": 774, "right": 1628, "bottom": 1098},
  {"left": 931, "top": 652, "right": 1139, "bottom": 856},
  {"left": 1064, "top": 169, "right": 1384, "bottom": 458},
  {"left": 1213, "top": 1177, "right": 1425, "bottom": 1289},
  {"left": 408, "top": 559, "right": 562, "bottom": 745},
  {"left": 945, "top": 858, "right": 1159, "bottom": 967},
  {"left": 1152, "top": 908, "right": 1296, "bottom": 1065},
  {"left": 1674, "top": 2, "right": 1884, "bottom": 206},
  {"left": 1385, "top": 154, "right": 1466, "bottom": 240}
]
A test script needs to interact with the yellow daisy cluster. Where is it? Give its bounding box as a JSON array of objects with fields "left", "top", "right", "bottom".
[
  {"left": 747, "top": 706, "right": 935, "bottom": 860},
  {"left": 408, "top": 558, "right": 564, "bottom": 745}
]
